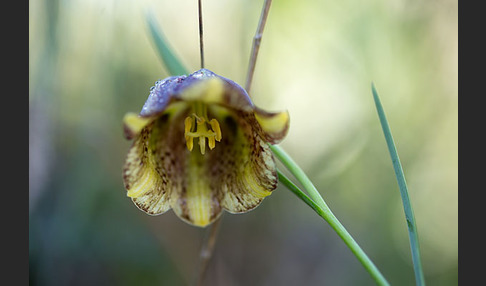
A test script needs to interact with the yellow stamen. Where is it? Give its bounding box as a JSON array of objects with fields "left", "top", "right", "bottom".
[
  {"left": 184, "top": 103, "right": 222, "bottom": 154},
  {"left": 208, "top": 137, "right": 216, "bottom": 150},
  {"left": 186, "top": 136, "right": 194, "bottom": 151},
  {"left": 185, "top": 117, "right": 194, "bottom": 151},
  {"left": 209, "top": 119, "right": 222, "bottom": 141},
  {"left": 185, "top": 117, "right": 193, "bottom": 133}
]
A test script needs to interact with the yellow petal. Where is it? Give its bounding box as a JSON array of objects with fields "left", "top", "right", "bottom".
[
  {"left": 169, "top": 151, "right": 223, "bottom": 227},
  {"left": 254, "top": 109, "right": 290, "bottom": 144},
  {"left": 179, "top": 77, "right": 225, "bottom": 104},
  {"left": 204, "top": 115, "right": 278, "bottom": 214},
  {"left": 123, "top": 114, "right": 179, "bottom": 215},
  {"left": 127, "top": 166, "right": 157, "bottom": 198},
  {"left": 123, "top": 112, "right": 152, "bottom": 139}
]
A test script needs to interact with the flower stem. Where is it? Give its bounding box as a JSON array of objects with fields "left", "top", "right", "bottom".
[
  {"left": 271, "top": 145, "right": 389, "bottom": 286},
  {"left": 198, "top": 0, "right": 205, "bottom": 69},
  {"left": 194, "top": 215, "right": 223, "bottom": 286},
  {"left": 245, "top": 0, "right": 273, "bottom": 94}
]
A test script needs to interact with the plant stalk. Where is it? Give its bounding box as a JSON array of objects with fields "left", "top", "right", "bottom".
[
  {"left": 272, "top": 146, "right": 390, "bottom": 286},
  {"left": 371, "top": 83, "right": 425, "bottom": 286}
]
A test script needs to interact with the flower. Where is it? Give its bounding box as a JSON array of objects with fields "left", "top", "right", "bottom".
[{"left": 122, "top": 69, "right": 289, "bottom": 227}]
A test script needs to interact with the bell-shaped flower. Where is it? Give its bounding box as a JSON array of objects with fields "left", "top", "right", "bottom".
[{"left": 123, "top": 69, "right": 289, "bottom": 227}]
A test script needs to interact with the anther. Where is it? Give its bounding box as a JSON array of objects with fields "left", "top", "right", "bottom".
[
  {"left": 208, "top": 136, "right": 216, "bottom": 150},
  {"left": 184, "top": 113, "right": 222, "bottom": 154},
  {"left": 209, "top": 119, "right": 222, "bottom": 141},
  {"left": 185, "top": 117, "right": 194, "bottom": 151}
]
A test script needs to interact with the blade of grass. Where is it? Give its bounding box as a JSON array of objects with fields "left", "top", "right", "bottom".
[
  {"left": 371, "top": 83, "right": 425, "bottom": 286},
  {"left": 272, "top": 148, "right": 389, "bottom": 286},
  {"left": 145, "top": 10, "right": 189, "bottom": 76},
  {"left": 270, "top": 145, "right": 327, "bottom": 210},
  {"left": 277, "top": 170, "right": 389, "bottom": 285},
  {"left": 277, "top": 170, "right": 322, "bottom": 215}
]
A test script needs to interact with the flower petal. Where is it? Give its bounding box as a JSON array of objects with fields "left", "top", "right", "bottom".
[
  {"left": 123, "top": 104, "right": 188, "bottom": 215},
  {"left": 254, "top": 108, "right": 290, "bottom": 144},
  {"left": 123, "top": 112, "right": 153, "bottom": 140},
  {"left": 169, "top": 151, "right": 223, "bottom": 227},
  {"left": 206, "top": 108, "right": 278, "bottom": 214},
  {"left": 140, "top": 69, "right": 256, "bottom": 118},
  {"left": 123, "top": 68, "right": 289, "bottom": 227},
  {"left": 123, "top": 122, "right": 171, "bottom": 214},
  {"left": 139, "top": 76, "right": 186, "bottom": 117},
  {"left": 124, "top": 108, "right": 223, "bottom": 227},
  {"left": 168, "top": 107, "right": 279, "bottom": 227},
  {"left": 176, "top": 70, "right": 254, "bottom": 112}
]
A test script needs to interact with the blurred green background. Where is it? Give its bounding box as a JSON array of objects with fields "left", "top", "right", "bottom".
[{"left": 29, "top": 0, "right": 458, "bottom": 285}]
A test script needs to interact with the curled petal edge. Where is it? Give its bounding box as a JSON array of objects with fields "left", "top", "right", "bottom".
[{"left": 254, "top": 108, "right": 290, "bottom": 144}]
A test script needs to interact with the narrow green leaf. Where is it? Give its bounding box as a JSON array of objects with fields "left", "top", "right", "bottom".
[
  {"left": 371, "top": 83, "right": 426, "bottom": 286},
  {"left": 145, "top": 10, "right": 189, "bottom": 76},
  {"left": 277, "top": 170, "right": 322, "bottom": 215},
  {"left": 270, "top": 145, "right": 327, "bottom": 210},
  {"left": 273, "top": 150, "right": 389, "bottom": 286}
]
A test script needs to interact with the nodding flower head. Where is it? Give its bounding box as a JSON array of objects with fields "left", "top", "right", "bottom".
[{"left": 122, "top": 69, "right": 289, "bottom": 227}]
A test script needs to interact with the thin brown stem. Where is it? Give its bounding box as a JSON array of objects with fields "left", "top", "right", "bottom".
[
  {"left": 245, "top": 0, "right": 273, "bottom": 94},
  {"left": 198, "top": 0, "right": 205, "bottom": 68},
  {"left": 194, "top": 215, "right": 223, "bottom": 286}
]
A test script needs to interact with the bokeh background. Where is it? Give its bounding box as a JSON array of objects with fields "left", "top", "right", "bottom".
[{"left": 29, "top": 0, "right": 458, "bottom": 285}]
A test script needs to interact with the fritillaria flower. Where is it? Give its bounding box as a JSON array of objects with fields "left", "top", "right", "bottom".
[{"left": 122, "top": 69, "right": 289, "bottom": 227}]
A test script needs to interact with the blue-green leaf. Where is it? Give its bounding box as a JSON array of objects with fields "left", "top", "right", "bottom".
[
  {"left": 145, "top": 10, "right": 189, "bottom": 76},
  {"left": 371, "top": 83, "right": 426, "bottom": 286}
]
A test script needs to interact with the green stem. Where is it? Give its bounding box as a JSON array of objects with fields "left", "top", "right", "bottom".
[
  {"left": 270, "top": 145, "right": 327, "bottom": 210},
  {"left": 272, "top": 146, "right": 389, "bottom": 286},
  {"left": 371, "top": 83, "right": 425, "bottom": 286}
]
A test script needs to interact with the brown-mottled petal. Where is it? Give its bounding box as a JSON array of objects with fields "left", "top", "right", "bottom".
[
  {"left": 123, "top": 108, "right": 188, "bottom": 216},
  {"left": 254, "top": 107, "right": 290, "bottom": 144},
  {"left": 205, "top": 107, "right": 278, "bottom": 215},
  {"left": 123, "top": 69, "right": 289, "bottom": 227}
]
